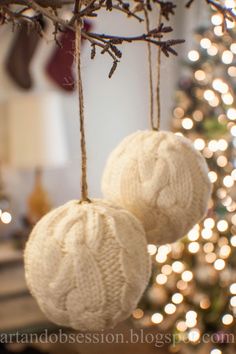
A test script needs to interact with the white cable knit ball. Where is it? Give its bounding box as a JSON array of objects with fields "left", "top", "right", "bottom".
[
  {"left": 102, "top": 130, "right": 212, "bottom": 245},
  {"left": 24, "top": 199, "right": 151, "bottom": 331}
]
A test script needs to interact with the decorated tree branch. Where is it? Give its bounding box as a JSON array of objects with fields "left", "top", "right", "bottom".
[{"left": 0, "top": 0, "right": 235, "bottom": 76}]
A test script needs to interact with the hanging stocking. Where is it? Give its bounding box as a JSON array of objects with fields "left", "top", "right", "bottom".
[
  {"left": 5, "top": 17, "right": 45, "bottom": 89},
  {"left": 45, "top": 21, "right": 91, "bottom": 91}
]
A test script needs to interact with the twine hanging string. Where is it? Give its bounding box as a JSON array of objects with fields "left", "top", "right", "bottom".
[
  {"left": 144, "top": 7, "right": 162, "bottom": 131},
  {"left": 155, "top": 9, "right": 162, "bottom": 131},
  {"left": 75, "top": 14, "right": 90, "bottom": 202},
  {"left": 144, "top": 8, "right": 154, "bottom": 130}
]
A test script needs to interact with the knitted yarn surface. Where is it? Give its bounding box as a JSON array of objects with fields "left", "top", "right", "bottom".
[
  {"left": 24, "top": 199, "right": 151, "bottom": 331},
  {"left": 102, "top": 130, "right": 212, "bottom": 245}
]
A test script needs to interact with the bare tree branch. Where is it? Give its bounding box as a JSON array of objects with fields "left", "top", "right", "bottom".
[{"left": 2, "top": 0, "right": 234, "bottom": 77}]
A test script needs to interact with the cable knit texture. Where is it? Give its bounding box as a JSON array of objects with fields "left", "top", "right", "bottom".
[
  {"left": 102, "top": 130, "right": 212, "bottom": 245},
  {"left": 24, "top": 199, "right": 151, "bottom": 331}
]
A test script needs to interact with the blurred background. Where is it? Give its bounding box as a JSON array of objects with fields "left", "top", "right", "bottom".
[{"left": 0, "top": 0, "right": 236, "bottom": 353}]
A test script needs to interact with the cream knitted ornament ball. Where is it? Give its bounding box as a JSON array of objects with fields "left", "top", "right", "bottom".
[
  {"left": 24, "top": 199, "right": 151, "bottom": 331},
  {"left": 102, "top": 130, "right": 212, "bottom": 245}
]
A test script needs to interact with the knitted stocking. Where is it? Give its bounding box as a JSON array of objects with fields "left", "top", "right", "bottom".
[
  {"left": 45, "top": 21, "right": 91, "bottom": 91},
  {"left": 5, "top": 18, "right": 45, "bottom": 89}
]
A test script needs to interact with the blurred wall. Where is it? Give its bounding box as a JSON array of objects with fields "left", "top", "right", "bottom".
[{"left": 0, "top": 1, "right": 207, "bottom": 233}]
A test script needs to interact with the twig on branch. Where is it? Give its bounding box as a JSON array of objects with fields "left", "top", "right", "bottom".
[{"left": 155, "top": 0, "right": 176, "bottom": 21}]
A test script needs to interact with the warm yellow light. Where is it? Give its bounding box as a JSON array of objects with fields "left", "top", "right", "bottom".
[
  {"left": 225, "top": 0, "right": 236, "bottom": 8},
  {"left": 232, "top": 170, "right": 236, "bottom": 180},
  {"left": 133, "top": 308, "right": 144, "bottom": 319},
  {"left": 194, "top": 138, "right": 205, "bottom": 150},
  {"left": 222, "top": 50, "right": 233, "bottom": 64},
  {"left": 203, "top": 242, "right": 214, "bottom": 253},
  {"left": 217, "top": 220, "right": 228, "bottom": 232},
  {"left": 223, "top": 175, "right": 234, "bottom": 188},
  {"left": 230, "top": 296, "right": 236, "bottom": 307},
  {"left": 147, "top": 244, "right": 157, "bottom": 255},
  {"left": 226, "top": 18, "right": 235, "bottom": 29},
  {"left": 210, "top": 349, "right": 222, "bottom": 354},
  {"left": 164, "top": 303, "right": 176, "bottom": 315},
  {"left": 186, "top": 311, "right": 197, "bottom": 320},
  {"left": 177, "top": 280, "right": 187, "bottom": 291},
  {"left": 228, "top": 66, "right": 236, "bottom": 77},
  {"left": 217, "top": 156, "right": 227, "bottom": 167},
  {"left": 230, "top": 200, "right": 236, "bottom": 212},
  {"left": 222, "top": 314, "right": 233, "bottom": 325},
  {"left": 225, "top": 196, "right": 233, "bottom": 207},
  {"left": 230, "top": 283, "right": 236, "bottom": 294},
  {"left": 231, "top": 125, "right": 236, "bottom": 136},
  {"left": 182, "top": 270, "right": 193, "bottom": 282},
  {"left": 214, "top": 26, "right": 223, "bottom": 36},
  {"left": 209, "top": 96, "right": 220, "bottom": 107},
  {"left": 161, "top": 264, "right": 172, "bottom": 275},
  {"left": 230, "top": 43, "right": 236, "bottom": 54},
  {"left": 195, "top": 70, "right": 206, "bottom": 81},
  {"left": 1, "top": 212, "right": 12, "bottom": 224},
  {"left": 174, "top": 107, "right": 185, "bottom": 118},
  {"left": 193, "top": 110, "right": 203, "bottom": 121},
  {"left": 222, "top": 93, "right": 234, "bottom": 105},
  {"left": 177, "top": 321, "right": 187, "bottom": 332},
  {"left": 219, "top": 245, "right": 231, "bottom": 258},
  {"left": 188, "top": 328, "right": 200, "bottom": 342},
  {"left": 188, "top": 50, "right": 200, "bottom": 61},
  {"left": 214, "top": 259, "right": 225, "bottom": 270},
  {"left": 158, "top": 244, "right": 171, "bottom": 254},
  {"left": 200, "top": 297, "right": 211, "bottom": 309},
  {"left": 208, "top": 171, "right": 217, "bottom": 183},
  {"left": 202, "top": 228, "right": 213, "bottom": 240},
  {"left": 208, "top": 140, "right": 218, "bottom": 152},
  {"left": 218, "top": 139, "right": 228, "bottom": 151},
  {"left": 206, "top": 252, "right": 217, "bottom": 263},
  {"left": 156, "top": 252, "right": 167, "bottom": 263},
  {"left": 186, "top": 317, "right": 197, "bottom": 328},
  {"left": 200, "top": 38, "right": 212, "bottom": 48},
  {"left": 204, "top": 218, "right": 215, "bottom": 229},
  {"left": 188, "top": 242, "right": 200, "bottom": 254},
  {"left": 230, "top": 235, "right": 236, "bottom": 247},
  {"left": 188, "top": 228, "right": 199, "bottom": 241},
  {"left": 211, "top": 14, "right": 223, "bottom": 25},
  {"left": 232, "top": 214, "right": 236, "bottom": 225},
  {"left": 172, "top": 293, "right": 184, "bottom": 304},
  {"left": 227, "top": 108, "right": 236, "bottom": 120},
  {"left": 151, "top": 312, "right": 163, "bottom": 324},
  {"left": 182, "top": 117, "right": 193, "bottom": 130},
  {"left": 204, "top": 89, "right": 215, "bottom": 101},
  {"left": 172, "top": 261, "right": 185, "bottom": 273},
  {"left": 156, "top": 274, "right": 167, "bottom": 285},
  {"left": 212, "top": 79, "right": 228, "bottom": 94},
  {"left": 207, "top": 44, "right": 219, "bottom": 55},
  {"left": 218, "top": 237, "right": 228, "bottom": 247},
  {"left": 203, "top": 148, "right": 213, "bottom": 158}
]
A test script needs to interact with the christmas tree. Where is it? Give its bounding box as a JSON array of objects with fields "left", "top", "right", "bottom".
[{"left": 133, "top": 5, "right": 236, "bottom": 354}]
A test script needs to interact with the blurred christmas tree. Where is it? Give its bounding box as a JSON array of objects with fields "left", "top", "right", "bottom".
[{"left": 133, "top": 4, "right": 236, "bottom": 354}]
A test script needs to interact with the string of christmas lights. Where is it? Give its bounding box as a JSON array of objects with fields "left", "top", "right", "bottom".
[{"left": 133, "top": 2, "right": 236, "bottom": 353}]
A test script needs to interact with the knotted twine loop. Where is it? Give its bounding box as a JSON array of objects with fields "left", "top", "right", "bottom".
[
  {"left": 75, "top": 18, "right": 90, "bottom": 203},
  {"left": 144, "top": 8, "right": 162, "bottom": 131}
]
